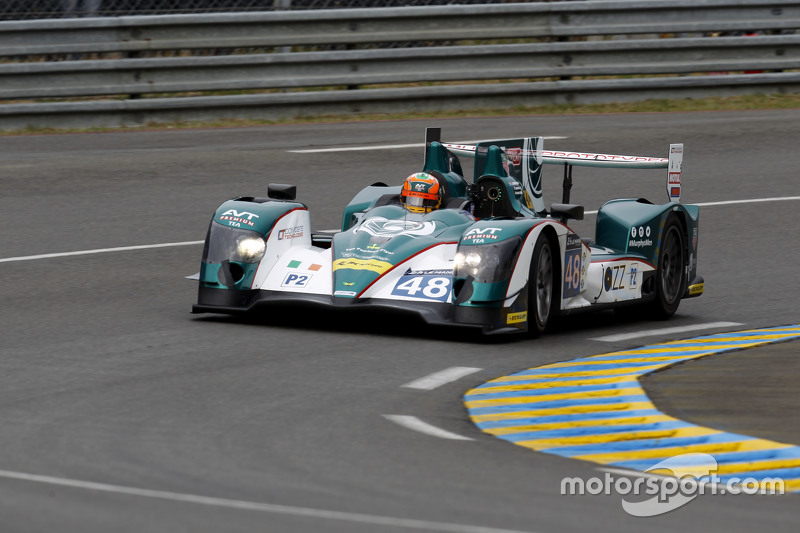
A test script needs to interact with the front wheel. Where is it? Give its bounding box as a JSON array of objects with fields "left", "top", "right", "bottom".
[
  {"left": 528, "top": 235, "right": 555, "bottom": 337},
  {"left": 650, "top": 214, "right": 687, "bottom": 319}
]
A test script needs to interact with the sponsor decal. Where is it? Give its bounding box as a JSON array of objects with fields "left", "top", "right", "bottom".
[
  {"left": 692, "top": 228, "right": 698, "bottom": 250},
  {"left": 604, "top": 265, "right": 627, "bottom": 292},
  {"left": 343, "top": 246, "right": 395, "bottom": 258},
  {"left": 506, "top": 147, "right": 522, "bottom": 165},
  {"left": 282, "top": 272, "right": 311, "bottom": 287},
  {"left": 507, "top": 311, "right": 527, "bottom": 324},
  {"left": 566, "top": 233, "right": 582, "bottom": 250},
  {"left": 333, "top": 258, "right": 393, "bottom": 274},
  {"left": 463, "top": 227, "right": 502, "bottom": 243},
  {"left": 334, "top": 290, "right": 357, "bottom": 297},
  {"left": 688, "top": 283, "right": 704, "bottom": 296},
  {"left": 542, "top": 151, "right": 665, "bottom": 162},
  {"left": 404, "top": 268, "right": 453, "bottom": 276},
  {"left": 629, "top": 238, "right": 653, "bottom": 249},
  {"left": 278, "top": 225, "right": 304, "bottom": 240},
  {"left": 342, "top": 281, "right": 356, "bottom": 286},
  {"left": 309, "top": 263, "right": 323, "bottom": 272},
  {"left": 219, "top": 209, "right": 260, "bottom": 228},
  {"left": 287, "top": 260, "right": 302, "bottom": 268},
  {"left": 354, "top": 217, "right": 436, "bottom": 238}
]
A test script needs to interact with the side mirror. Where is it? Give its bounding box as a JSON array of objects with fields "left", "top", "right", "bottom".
[
  {"left": 268, "top": 183, "right": 297, "bottom": 201},
  {"left": 550, "top": 203, "right": 584, "bottom": 222}
]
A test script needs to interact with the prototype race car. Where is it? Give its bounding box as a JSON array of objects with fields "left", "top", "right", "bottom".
[{"left": 192, "top": 128, "right": 703, "bottom": 335}]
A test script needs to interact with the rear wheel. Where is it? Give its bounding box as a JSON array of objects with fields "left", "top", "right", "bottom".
[
  {"left": 650, "top": 215, "right": 687, "bottom": 319},
  {"left": 528, "top": 236, "right": 555, "bottom": 336}
]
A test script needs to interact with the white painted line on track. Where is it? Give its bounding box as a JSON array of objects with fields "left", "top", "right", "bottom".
[
  {"left": 288, "top": 137, "right": 567, "bottom": 153},
  {"left": 0, "top": 469, "right": 532, "bottom": 533},
  {"left": 2, "top": 195, "right": 798, "bottom": 265},
  {"left": 591, "top": 321, "right": 744, "bottom": 342},
  {"left": 0, "top": 241, "right": 204, "bottom": 264},
  {"left": 383, "top": 415, "right": 474, "bottom": 441},
  {"left": 696, "top": 196, "right": 800, "bottom": 208},
  {"left": 402, "top": 367, "right": 482, "bottom": 390},
  {"left": 290, "top": 142, "right": 423, "bottom": 153}
]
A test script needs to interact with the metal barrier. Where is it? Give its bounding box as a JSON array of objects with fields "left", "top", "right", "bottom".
[{"left": 1, "top": 0, "right": 799, "bottom": 130}]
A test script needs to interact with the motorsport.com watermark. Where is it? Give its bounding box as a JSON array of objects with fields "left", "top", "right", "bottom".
[{"left": 560, "top": 453, "right": 785, "bottom": 517}]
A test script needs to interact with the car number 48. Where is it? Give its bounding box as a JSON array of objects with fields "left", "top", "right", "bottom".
[{"left": 392, "top": 276, "right": 451, "bottom": 301}]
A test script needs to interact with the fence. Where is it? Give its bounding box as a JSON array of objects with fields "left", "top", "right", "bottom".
[{"left": 1, "top": 0, "right": 799, "bottom": 131}]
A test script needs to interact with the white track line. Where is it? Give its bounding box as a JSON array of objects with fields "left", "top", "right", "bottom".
[
  {"left": 0, "top": 241, "right": 204, "bottom": 264},
  {"left": 696, "top": 196, "right": 800, "bottom": 207},
  {"left": 288, "top": 137, "right": 567, "bottom": 153},
  {"left": 402, "top": 367, "right": 482, "bottom": 390},
  {"left": 0, "top": 469, "right": 531, "bottom": 533},
  {"left": 383, "top": 415, "right": 474, "bottom": 441},
  {"left": 591, "top": 322, "right": 744, "bottom": 342},
  {"left": 1, "top": 195, "right": 798, "bottom": 265}
]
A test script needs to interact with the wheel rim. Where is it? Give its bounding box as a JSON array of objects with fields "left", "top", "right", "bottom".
[
  {"left": 536, "top": 243, "right": 553, "bottom": 326},
  {"left": 660, "top": 226, "right": 683, "bottom": 304}
]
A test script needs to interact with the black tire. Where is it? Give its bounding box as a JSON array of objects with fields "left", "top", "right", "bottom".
[
  {"left": 528, "top": 235, "right": 555, "bottom": 337},
  {"left": 650, "top": 214, "right": 687, "bottom": 319}
]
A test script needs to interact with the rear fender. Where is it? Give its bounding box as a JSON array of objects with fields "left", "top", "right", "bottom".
[{"left": 596, "top": 199, "right": 700, "bottom": 291}]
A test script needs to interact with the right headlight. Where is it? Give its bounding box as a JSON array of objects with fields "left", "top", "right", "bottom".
[
  {"left": 203, "top": 222, "right": 267, "bottom": 264},
  {"left": 235, "top": 235, "right": 266, "bottom": 263},
  {"left": 454, "top": 237, "right": 522, "bottom": 283}
]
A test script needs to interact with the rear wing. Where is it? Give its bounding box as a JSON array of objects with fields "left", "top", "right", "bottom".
[{"left": 429, "top": 129, "right": 684, "bottom": 206}]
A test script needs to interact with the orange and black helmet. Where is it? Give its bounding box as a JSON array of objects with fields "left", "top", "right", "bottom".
[{"left": 400, "top": 172, "right": 442, "bottom": 214}]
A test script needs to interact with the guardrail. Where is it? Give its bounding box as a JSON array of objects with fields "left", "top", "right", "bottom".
[{"left": 1, "top": 0, "right": 799, "bottom": 131}]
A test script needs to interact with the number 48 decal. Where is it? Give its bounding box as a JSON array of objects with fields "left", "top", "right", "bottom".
[
  {"left": 563, "top": 249, "right": 581, "bottom": 298},
  {"left": 392, "top": 276, "right": 451, "bottom": 302}
]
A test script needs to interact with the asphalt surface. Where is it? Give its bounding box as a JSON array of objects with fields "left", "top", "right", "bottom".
[
  {"left": 645, "top": 341, "right": 800, "bottom": 446},
  {"left": 1, "top": 111, "right": 799, "bottom": 532}
]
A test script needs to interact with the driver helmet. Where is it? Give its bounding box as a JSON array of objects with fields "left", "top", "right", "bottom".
[{"left": 401, "top": 172, "right": 442, "bottom": 214}]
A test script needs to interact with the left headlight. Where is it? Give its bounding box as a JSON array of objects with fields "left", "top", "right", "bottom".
[{"left": 454, "top": 237, "right": 521, "bottom": 283}]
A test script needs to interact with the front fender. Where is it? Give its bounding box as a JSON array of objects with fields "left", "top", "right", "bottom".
[{"left": 201, "top": 197, "right": 310, "bottom": 291}]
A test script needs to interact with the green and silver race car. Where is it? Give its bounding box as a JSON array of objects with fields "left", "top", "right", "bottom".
[{"left": 192, "top": 128, "right": 702, "bottom": 336}]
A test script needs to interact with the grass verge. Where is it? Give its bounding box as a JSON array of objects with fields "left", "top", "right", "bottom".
[{"left": 2, "top": 93, "right": 800, "bottom": 136}]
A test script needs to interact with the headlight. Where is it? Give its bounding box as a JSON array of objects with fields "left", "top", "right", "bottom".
[
  {"left": 203, "top": 222, "right": 267, "bottom": 264},
  {"left": 236, "top": 235, "right": 266, "bottom": 263},
  {"left": 454, "top": 237, "right": 521, "bottom": 283}
]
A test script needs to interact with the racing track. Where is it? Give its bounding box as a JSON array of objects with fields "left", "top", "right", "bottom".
[{"left": 1, "top": 111, "right": 799, "bottom": 532}]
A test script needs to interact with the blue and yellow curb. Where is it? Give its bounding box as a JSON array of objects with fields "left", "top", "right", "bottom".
[{"left": 464, "top": 325, "right": 800, "bottom": 491}]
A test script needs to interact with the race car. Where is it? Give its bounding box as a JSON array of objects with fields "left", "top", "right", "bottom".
[{"left": 191, "top": 128, "right": 703, "bottom": 336}]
